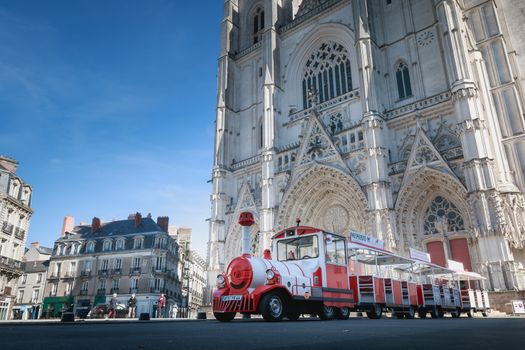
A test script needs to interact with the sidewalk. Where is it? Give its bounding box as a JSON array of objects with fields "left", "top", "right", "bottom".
[{"left": 0, "top": 317, "right": 208, "bottom": 326}]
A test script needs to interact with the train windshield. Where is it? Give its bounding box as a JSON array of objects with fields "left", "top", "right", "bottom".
[{"left": 277, "top": 235, "right": 319, "bottom": 261}]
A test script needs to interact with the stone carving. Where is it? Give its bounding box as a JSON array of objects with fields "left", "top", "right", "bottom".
[
  {"left": 501, "top": 193, "right": 525, "bottom": 249},
  {"left": 322, "top": 205, "right": 349, "bottom": 234},
  {"left": 296, "top": 0, "right": 330, "bottom": 17}
]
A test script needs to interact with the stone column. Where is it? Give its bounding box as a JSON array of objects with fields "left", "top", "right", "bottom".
[
  {"left": 353, "top": 0, "right": 396, "bottom": 249},
  {"left": 435, "top": 0, "right": 522, "bottom": 289}
]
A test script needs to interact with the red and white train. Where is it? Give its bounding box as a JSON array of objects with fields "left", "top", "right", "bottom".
[{"left": 212, "top": 212, "right": 490, "bottom": 322}]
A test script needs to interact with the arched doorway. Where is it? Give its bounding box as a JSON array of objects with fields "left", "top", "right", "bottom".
[{"left": 278, "top": 164, "right": 369, "bottom": 236}]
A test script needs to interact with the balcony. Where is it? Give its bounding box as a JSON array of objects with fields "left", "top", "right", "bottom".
[
  {"left": 14, "top": 227, "right": 26, "bottom": 240},
  {"left": 62, "top": 272, "right": 76, "bottom": 279},
  {"left": 80, "top": 270, "right": 91, "bottom": 277},
  {"left": 110, "top": 288, "right": 119, "bottom": 294},
  {"left": 152, "top": 267, "right": 168, "bottom": 275},
  {"left": 97, "top": 288, "right": 106, "bottom": 295},
  {"left": 48, "top": 273, "right": 60, "bottom": 280},
  {"left": 129, "top": 288, "right": 138, "bottom": 294},
  {"left": 129, "top": 267, "right": 141, "bottom": 275},
  {"left": 1, "top": 221, "right": 14, "bottom": 235},
  {"left": 0, "top": 255, "right": 23, "bottom": 278},
  {"left": 79, "top": 290, "right": 88, "bottom": 296},
  {"left": 98, "top": 269, "right": 109, "bottom": 276},
  {"left": 111, "top": 268, "right": 122, "bottom": 276}
]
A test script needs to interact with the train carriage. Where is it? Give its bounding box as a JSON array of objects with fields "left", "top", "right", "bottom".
[{"left": 212, "top": 212, "right": 492, "bottom": 322}]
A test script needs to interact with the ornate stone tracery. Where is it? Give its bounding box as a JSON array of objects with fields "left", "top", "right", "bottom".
[{"left": 278, "top": 164, "right": 368, "bottom": 235}]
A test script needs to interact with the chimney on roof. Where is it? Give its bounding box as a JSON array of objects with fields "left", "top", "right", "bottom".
[
  {"left": 0, "top": 155, "right": 19, "bottom": 173},
  {"left": 157, "top": 216, "right": 169, "bottom": 233},
  {"left": 30, "top": 242, "right": 40, "bottom": 248},
  {"left": 91, "top": 217, "right": 101, "bottom": 233},
  {"left": 61, "top": 216, "right": 75, "bottom": 237},
  {"left": 134, "top": 212, "right": 142, "bottom": 228}
]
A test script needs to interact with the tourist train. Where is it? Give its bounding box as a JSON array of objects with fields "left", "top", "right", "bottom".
[{"left": 213, "top": 212, "right": 490, "bottom": 322}]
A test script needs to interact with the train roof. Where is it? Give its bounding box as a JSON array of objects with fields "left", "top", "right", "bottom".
[
  {"left": 272, "top": 226, "right": 325, "bottom": 239},
  {"left": 347, "top": 242, "right": 415, "bottom": 266}
]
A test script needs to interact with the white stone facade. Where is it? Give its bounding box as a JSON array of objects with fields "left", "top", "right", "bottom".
[
  {"left": 0, "top": 156, "right": 33, "bottom": 320},
  {"left": 207, "top": 0, "right": 525, "bottom": 292}
]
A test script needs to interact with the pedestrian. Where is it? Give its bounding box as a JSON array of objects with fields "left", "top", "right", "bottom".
[
  {"left": 171, "top": 303, "right": 179, "bottom": 319},
  {"left": 157, "top": 293, "right": 166, "bottom": 318},
  {"left": 108, "top": 293, "right": 118, "bottom": 319},
  {"left": 128, "top": 293, "right": 137, "bottom": 318}
]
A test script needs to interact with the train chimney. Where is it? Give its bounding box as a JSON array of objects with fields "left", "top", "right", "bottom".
[{"left": 238, "top": 212, "right": 255, "bottom": 256}]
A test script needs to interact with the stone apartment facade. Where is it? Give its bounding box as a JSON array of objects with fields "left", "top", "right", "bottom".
[
  {"left": 0, "top": 156, "right": 33, "bottom": 320},
  {"left": 13, "top": 242, "right": 52, "bottom": 319},
  {"left": 43, "top": 214, "right": 181, "bottom": 318},
  {"left": 208, "top": 0, "right": 525, "bottom": 294}
]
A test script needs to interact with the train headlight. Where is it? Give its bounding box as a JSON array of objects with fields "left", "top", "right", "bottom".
[
  {"left": 266, "top": 269, "right": 275, "bottom": 280},
  {"left": 216, "top": 274, "right": 225, "bottom": 288}
]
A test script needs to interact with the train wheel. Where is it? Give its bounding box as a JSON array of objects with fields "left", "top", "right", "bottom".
[
  {"left": 437, "top": 307, "right": 444, "bottom": 318},
  {"left": 260, "top": 292, "right": 285, "bottom": 322},
  {"left": 482, "top": 311, "right": 488, "bottom": 317},
  {"left": 430, "top": 307, "right": 439, "bottom": 319},
  {"left": 318, "top": 305, "right": 336, "bottom": 320},
  {"left": 418, "top": 310, "right": 427, "bottom": 319},
  {"left": 451, "top": 310, "right": 460, "bottom": 318},
  {"left": 467, "top": 311, "right": 473, "bottom": 318},
  {"left": 406, "top": 307, "right": 416, "bottom": 319},
  {"left": 394, "top": 312, "right": 404, "bottom": 319},
  {"left": 335, "top": 307, "right": 351, "bottom": 320},
  {"left": 286, "top": 312, "right": 301, "bottom": 321},
  {"left": 214, "top": 312, "right": 236, "bottom": 322},
  {"left": 366, "top": 304, "right": 382, "bottom": 319}
]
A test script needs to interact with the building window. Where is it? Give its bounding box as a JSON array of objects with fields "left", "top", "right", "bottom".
[
  {"left": 84, "top": 260, "right": 92, "bottom": 272},
  {"left": 396, "top": 61, "right": 412, "bottom": 100},
  {"left": 65, "top": 283, "right": 72, "bottom": 295},
  {"left": 112, "top": 279, "right": 120, "bottom": 292},
  {"left": 133, "top": 237, "right": 143, "bottom": 249},
  {"left": 101, "top": 259, "right": 109, "bottom": 271},
  {"left": 252, "top": 7, "right": 264, "bottom": 44},
  {"left": 21, "top": 274, "right": 27, "bottom": 284},
  {"left": 72, "top": 243, "right": 80, "bottom": 255},
  {"left": 36, "top": 273, "right": 42, "bottom": 283},
  {"left": 86, "top": 241, "right": 95, "bottom": 253},
  {"left": 423, "top": 196, "right": 465, "bottom": 235},
  {"left": 303, "top": 41, "right": 353, "bottom": 109},
  {"left": 131, "top": 278, "right": 138, "bottom": 291},
  {"left": 114, "top": 258, "right": 122, "bottom": 271},
  {"left": 98, "top": 279, "right": 105, "bottom": 290},
  {"left": 102, "top": 240, "right": 112, "bottom": 252},
  {"left": 153, "top": 278, "right": 162, "bottom": 292},
  {"left": 31, "top": 289, "right": 39, "bottom": 303},
  {"left": 58, "top": 244, "right": 65, "bottom": 256},
  {"left": 17, "top": 290, "right": 24, "bottom": 303},
  {"left": 50, "top": 283, "right": 57, "bottom": 296},
  {"left": 116, "top": 238, "right": 125, "bottom": 250},
  {"left": 81, "top": 281, "right": 89, "bottom": 293}
]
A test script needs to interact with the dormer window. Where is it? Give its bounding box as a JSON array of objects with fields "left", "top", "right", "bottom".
[
  {"left": 102, "top": 239, "right": 112, "bottom": 252},
  {"left": 133, "top": 237, "right": 144, "bottom": 249},
  {"left": 253, "top": 7, "right": 264, "bottom": 44},
  {"left": 86, "top": 241, "right": 95, "bottom": 253},
  {"left": 116, "top": 238, "right": 125, "bottom": 250}
]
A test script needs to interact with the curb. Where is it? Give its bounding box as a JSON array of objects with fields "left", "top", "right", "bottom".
[{"left": 0, "top": 318, "right": 210, "bottom": 327}]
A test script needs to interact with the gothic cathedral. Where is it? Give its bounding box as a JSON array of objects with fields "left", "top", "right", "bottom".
[{"left": 207, "top": 0, "right": 525, "bottom": 292}]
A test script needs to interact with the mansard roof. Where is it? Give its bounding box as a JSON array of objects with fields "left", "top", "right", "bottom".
[
  {"left": 63, "top": 217, "right": 164, "bottom": 241},
  {"left": 22, "top": 260, "right": 50, "bottom": 273}
]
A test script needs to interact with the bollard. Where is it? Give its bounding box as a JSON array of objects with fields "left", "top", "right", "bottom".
[
  {"left": 139, "top": 313, "right": 150, "bottom": 321},
  {"left": 61, "top": 312, "right": 75, "bottom": 323}
]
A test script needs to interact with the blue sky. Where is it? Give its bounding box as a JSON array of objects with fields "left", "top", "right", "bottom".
[{"left": 0, "top": 0, "right": 223, "bottom": 257}]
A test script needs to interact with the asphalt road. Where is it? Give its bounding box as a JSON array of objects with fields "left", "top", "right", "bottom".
[{"left": 2, "top": 316, "right": 524, "bottom": 350}]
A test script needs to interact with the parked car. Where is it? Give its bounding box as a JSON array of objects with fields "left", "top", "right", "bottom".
[{"left": 86, "top": 303, "right": 128, "bottom": 319}]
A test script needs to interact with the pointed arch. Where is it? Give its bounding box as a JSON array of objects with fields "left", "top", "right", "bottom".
[
  {"left": 395, "top": 167, "right": 473, "bottom": 249},
  {"left": 277, "top": 163, "right": 369, "bottom": 235},
  {"left": 283, "top": 23, "right": 358, "bottom": 110}
]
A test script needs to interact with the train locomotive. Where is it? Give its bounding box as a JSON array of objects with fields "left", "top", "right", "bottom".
[{"left": 212, "top": 212, "right": 490, "bottom": 322}]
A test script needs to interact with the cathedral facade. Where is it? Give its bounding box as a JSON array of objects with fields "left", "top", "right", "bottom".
[{"left": 207, "top": 0, "right": 525, "bottom": 292}]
